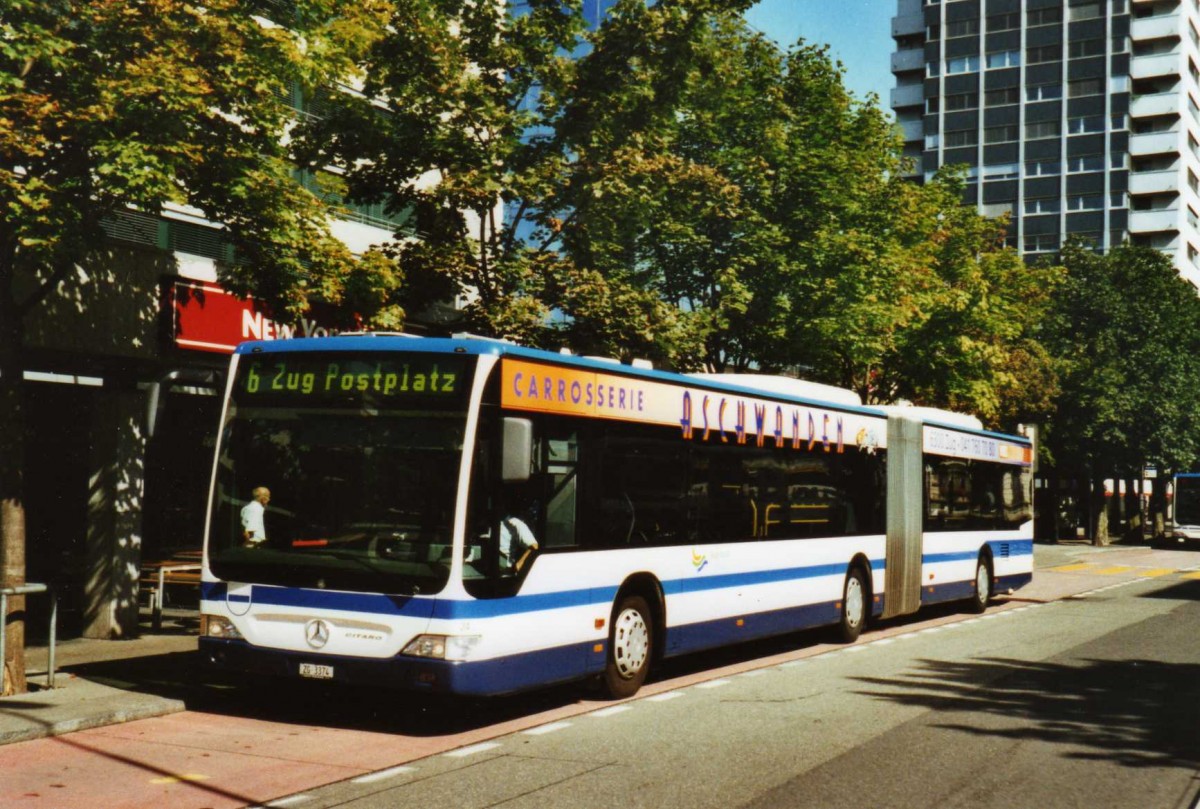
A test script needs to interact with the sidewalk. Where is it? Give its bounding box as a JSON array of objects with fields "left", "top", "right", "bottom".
[
  {"left": 0, "top": 613, "right": 198, "bottom": 746},
  {"left": 1, "top": 540, "right": 1195, "bottom": 747}
]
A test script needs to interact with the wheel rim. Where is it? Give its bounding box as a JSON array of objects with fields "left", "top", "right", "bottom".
[
  {"left": 845, "top": 576, "right": 864, "bottom": 629},
  {"left": 612, "top": 607, "right": 650, "bottom": 680},
  {"left": 976, "top": 562, "right": 990, "bottom": 603}
]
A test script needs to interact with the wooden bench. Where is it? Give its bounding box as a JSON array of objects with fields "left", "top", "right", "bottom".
[{"left": 140, "top": 551, "right": 202, "bottom": 631}]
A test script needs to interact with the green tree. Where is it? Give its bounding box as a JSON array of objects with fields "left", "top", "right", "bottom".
[
  {"left": 0, "top": 0, "right": 388, "bottom": 691},
  {"left": 295, "top": 0, "right": 754, "bottom": 357},
  {"left": 1045, "top": 242, "right": 1200, "bottom": 544}
]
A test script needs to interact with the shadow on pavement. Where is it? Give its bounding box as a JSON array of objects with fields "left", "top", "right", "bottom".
[{"left": 851, "top": 654, "right": 1200, "bottom": 770}]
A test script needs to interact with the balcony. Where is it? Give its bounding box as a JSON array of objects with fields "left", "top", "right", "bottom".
[
  {"left": 891, "top": 48, "right": 924, "bottom": 74},
  {"left": 1130, "top": 92, "right": 1181, "bottom": 119},
  {"left": 1132, "top": 13, "right": 1182, "bottom": 42},
  {"left": 898, "top": 118, "right": 923, "bottom": 143},
  {"left": 1129, "top": 130, "right": 1182, "bottom": 156},
  {"left": 892, "top": 12, "right": 924, "bottom": 38},
  {"left": 891, "top": 83, "right": 924, "bottom": 110},
  {"left": 1131, "top": 52, "right": 1184, "bottom": 80},
  {"left": 1130, "top": 207, "right": 1182, "bottom": 233},
  {"left": 1129, "top": 169, "right": 1183, "bottom": 195}
]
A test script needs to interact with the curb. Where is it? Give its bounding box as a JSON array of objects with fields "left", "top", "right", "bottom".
[{"left": 0, "top": 695, "right": 187, "bottom": 747}]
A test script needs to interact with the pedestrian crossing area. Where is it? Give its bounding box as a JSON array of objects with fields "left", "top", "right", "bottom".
[{"left": 1046, "top": 562, "right": 1200, "bottom": 579}]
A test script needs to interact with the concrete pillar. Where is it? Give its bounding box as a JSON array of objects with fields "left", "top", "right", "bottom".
[{"left": 82, "top": 387, "right": 147, "bottom": 639}]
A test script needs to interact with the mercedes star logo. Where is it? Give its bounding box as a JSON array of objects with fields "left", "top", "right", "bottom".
[{"left": 305, "top": 619, "right": 331, "bottom": 649}]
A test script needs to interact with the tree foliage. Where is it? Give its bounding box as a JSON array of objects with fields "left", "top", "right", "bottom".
[
  {"left": 1045, "top": 242, "right": 1200, "bottom": 478},
  {"left": 0, "top": 0, "right": 392, "bottom": 685}
]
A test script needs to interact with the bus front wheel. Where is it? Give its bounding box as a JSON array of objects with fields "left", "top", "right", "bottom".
[
  {"left": 837, "top": 567, "right": 867, "bottom": 643},
  {"left": 603, "top": 595, "right": 652, "bottom": 699}
]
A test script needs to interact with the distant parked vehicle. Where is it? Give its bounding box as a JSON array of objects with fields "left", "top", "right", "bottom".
[{"left": 1169, "top": 473, "right": 1200, "bottom": 547}]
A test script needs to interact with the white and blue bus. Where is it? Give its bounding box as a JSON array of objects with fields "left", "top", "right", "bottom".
[{"left": 199, "top": 336, "right": 1033, "bottom": 697}]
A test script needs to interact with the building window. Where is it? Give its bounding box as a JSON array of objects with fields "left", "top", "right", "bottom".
[
  {"left": 926, "top": 97, "right": 940, "bottom": 114},
  {"left": 1026, "top": 158, "right": 1062, "bottom": 176},
  {"left": 1110, "top": 75, "right": 1129, "bottom": 93},
  {"left": 945, "top": 129, "right": 979, "bottom": 147},
  {"left": 1068, "top": 194, "right": 1104, "bottom": 211},
  {"left": 1025, "top": 197, "right": 1062, "bottom": 214},
  {"left": 1069, "top": 39, "right": 1105, "bottom": 59},
  {"left": 982, "top": 162, "right": 1020, "bottom": 180},
  {"left": 1068, "top": 78, "right": 1104, "bottom": 98},
  {"left": 1026, "top": 83, "right": 1063, "bottom": 101},
  {"left": 1111, "top": 153, "right": 1128, "bottom": 169},
  {"left": 1068, "top": 115, "right": 1105, "bottom": 134},
  {"left": 1025, "top": 233, "right": 1061, "bottom": 252},
  {"left": 984, "top": 87, "right": 1019, "bottom": 106},
  {"left": 1028, "top": 44, "right": 1064, "bottom": 64},
  {"left": 1026, "top": 120, "right": 1062, "bottom": 139},
  {"left": 1111, "top": 114, "right": 1127, "bottom": 131},
  {"left": 1112, "top": 35, "right": 1128, "bottom": 54},
  {"left": 1189, "top": 207, "right": 1199, "bottom": 229},
  {"left": 1027, "top": 7, "right": 1062, "bottom": 26},
  {"left": 925, "top": 133, "right": 941, "bottom": 149},
  {"left": 1068, "top": 154, "right": 1105, "bottom": 172},
  {"left": 1190, "top": 243, "right": 1199, "bottom": 265},
  {"left": 946, "top": 18, "right": 980, "bottom": 37},
  {"left": 927, "top": 61, "right": 941, "bottom": 78},
  {"left": 986, "top": 50, "right": 1021, "bottom": 69},
  {"left": 946, "top": 55, "right": 981, "bottom": 74},
  {"left": 987, "top": 11, "right": 1021, "bottom": 31},
  {"left": 984, "top": 124, "right": 1018, "bottom": 143},
  {"left": 927, "top": 24, "right": 941, "bottom": 38},
  {"left": 1069, "top": 2, "right": 1104, "bottom": 21},
  {"left": 945, "top": 92, "right": 979, "bottom": 111},
  {"left": 1111, "top": 192, "right": 1128, "bottom": 209}
]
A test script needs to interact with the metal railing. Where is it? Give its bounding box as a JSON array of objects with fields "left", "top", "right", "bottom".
[{"left": 0, "top": 584, "right": 57, "bottom": 695}]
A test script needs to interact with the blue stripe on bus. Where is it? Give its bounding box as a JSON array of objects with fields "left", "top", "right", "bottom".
[
  {"left": 202, "top": 558, "right": 884, "bottom": 620},
  {"left": 923, "top": 539, "right": 1033, "bottom": 566},
  {"left": 201, "top": 542, "right": 1030, "bottom": 621}
]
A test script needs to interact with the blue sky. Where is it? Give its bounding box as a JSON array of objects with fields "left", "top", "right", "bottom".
[{"left": 744, "top": 0, "right": 895, "bottom": 106}]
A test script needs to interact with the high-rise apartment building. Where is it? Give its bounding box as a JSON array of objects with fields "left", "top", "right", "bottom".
[{"left": 892, "top": 0, "right": 1200, "bottom": 287}]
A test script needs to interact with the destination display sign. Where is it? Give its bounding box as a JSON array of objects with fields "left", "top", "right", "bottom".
[
  {"left": 236, "top": 353, "right": 468, "bottom": 403},
  {"left": 500, "top": 359, "right": 887, "bottom": 453},
  {"left": 924, "top": 425, "right": 1031, "bottom": 466}
]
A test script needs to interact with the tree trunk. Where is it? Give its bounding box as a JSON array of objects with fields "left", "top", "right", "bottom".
[
  {"left": 0, "top": 271, "right": 27, "bottom": 694},
  {"left": 1091, "top": 477, "right": 1111, "bottom": 547}
]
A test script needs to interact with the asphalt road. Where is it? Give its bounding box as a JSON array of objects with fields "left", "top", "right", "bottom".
[
  {"left": 261, "top": 566, "right": 1200, "bottom": 809},
  {"left": 2, "top": 544, "right": 1199, "bottom": 809}
]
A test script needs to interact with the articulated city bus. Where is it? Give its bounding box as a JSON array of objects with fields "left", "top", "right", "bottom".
[{"left": 199, "top": 335, "right": 1033, "bottom": 697}]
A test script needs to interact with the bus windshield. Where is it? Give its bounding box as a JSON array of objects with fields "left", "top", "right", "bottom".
[
  {"left": 1176, "top": 476, "right": 1200, "bottom": 526},
  {"left": 208, "top": 351, "right": 474, "bottom": 595}
]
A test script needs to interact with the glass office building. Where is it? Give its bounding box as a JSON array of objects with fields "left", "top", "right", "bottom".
[{"left": 892, "top": 0, "right": 1200, "bottom": 286}]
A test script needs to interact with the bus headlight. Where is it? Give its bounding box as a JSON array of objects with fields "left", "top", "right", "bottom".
[
  {"left": 402, "top": 634, "right": 481, "bottom": 661},
  {"left": 201, "top": 615, "right": 243, "bottom": 640}
]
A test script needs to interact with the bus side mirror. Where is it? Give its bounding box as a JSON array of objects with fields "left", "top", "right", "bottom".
[{"left": 502, "top": 418, "right": 534, "bottom": 483}]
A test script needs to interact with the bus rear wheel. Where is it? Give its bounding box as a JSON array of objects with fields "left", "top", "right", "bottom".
[
  {"left": 968, "top": 555, "right": 992, "bottom": 614},
  {"left": 837, "top": 567, "right": 867, "bottom": 643},
  {"left": 602, "top": 595, "right": 652, "bottom": 699}
]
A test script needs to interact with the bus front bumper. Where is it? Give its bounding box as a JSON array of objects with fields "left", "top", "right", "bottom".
[{"left": 199, "top": 637, "right": 596, "bottom": 696}]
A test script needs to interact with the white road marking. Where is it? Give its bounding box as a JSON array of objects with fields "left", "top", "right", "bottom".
[
  {"left": 695, "top": 679, "right": 731, "bottom": 689},
  {"left": 645, "top": 691, "right": 686, "bottom": 702},
  {"left": 352, "top": 766, "right": 416, "bottom": 784},
  {"left": 523, "top": 722, "right": 572, "bottom": 736},
  {"left": 444, "top": 742, "right": 502, "bottom": 758},
  {"left": 590, "top": 705, "right": 632, "bottom": 718}
]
